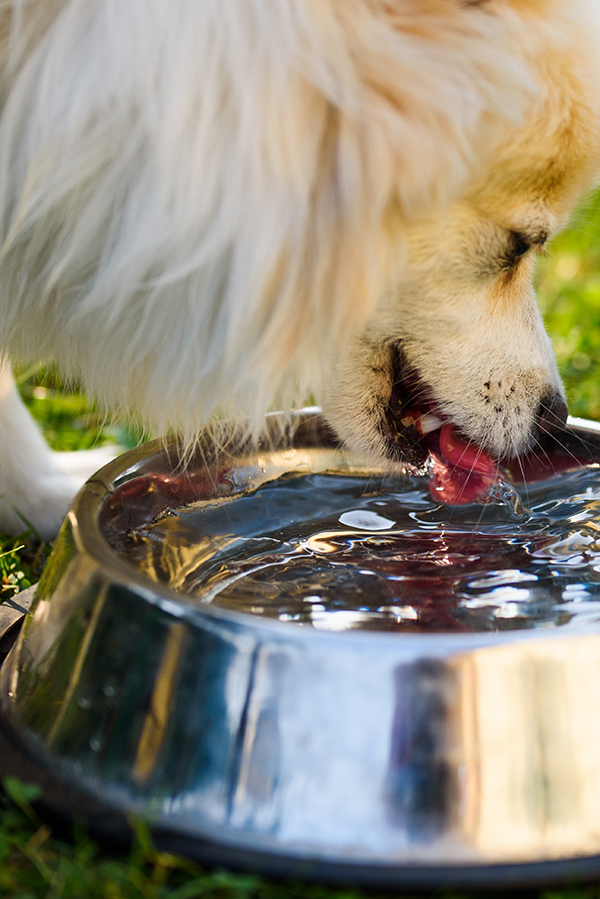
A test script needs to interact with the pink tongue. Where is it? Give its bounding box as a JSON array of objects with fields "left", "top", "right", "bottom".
[{"left": 429, "top": 423, "right": 498, "bottom": 505}]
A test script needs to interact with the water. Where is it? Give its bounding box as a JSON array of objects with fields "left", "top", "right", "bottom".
[{"left": 109, "top": 458, "right": 600, "bottom": 633}]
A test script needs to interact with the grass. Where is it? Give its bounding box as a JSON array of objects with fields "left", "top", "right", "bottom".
[
  {"left": 1, "top": 189, "right": 600, "bottom": 897},
  {"left": 0, "top": 777, "right": 363, "bottom": 899},
  {"left": 536, "top": 192, "right": 600, "bottom": 418}
]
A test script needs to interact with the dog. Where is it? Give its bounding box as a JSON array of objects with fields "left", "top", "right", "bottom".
[{"left": 0, "top": 0, "right": 598, "bottom": 538}]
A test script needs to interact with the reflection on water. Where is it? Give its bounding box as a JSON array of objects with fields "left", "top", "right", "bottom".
[{"left": 107, "top": 464, "right": 600, "bottom": 633}]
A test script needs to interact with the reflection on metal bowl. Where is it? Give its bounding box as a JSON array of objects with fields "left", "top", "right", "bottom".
[{"left": 2, "top": 410, "right": 600, "bottom": 888}]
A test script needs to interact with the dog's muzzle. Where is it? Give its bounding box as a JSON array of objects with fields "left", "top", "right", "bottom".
[{"left": 382, "top": 346, "right": 568, "bottom": 505}]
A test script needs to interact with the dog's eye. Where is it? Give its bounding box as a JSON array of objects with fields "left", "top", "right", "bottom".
[
  {"left": 511, "top": 232, "right": 531, "bottom": 259},
  {"left": 498, "top": 231, "right": 531, "bottom": 271}
]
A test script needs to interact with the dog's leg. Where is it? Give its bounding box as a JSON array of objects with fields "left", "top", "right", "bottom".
[{"left": 0, "top": 361, "right": 116, "bottom": 539}]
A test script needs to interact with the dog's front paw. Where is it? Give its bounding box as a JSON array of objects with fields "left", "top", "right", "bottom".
[
  {"left": 51, "top": 445, "right": 120, "bottom": 482},
  {"left": 0, "top": 364, "right": 122, "bottom": 540},
  {"left": 0, "top": 468, "right": 80, "bottom": 540},
  {"left": 0, "top": 445, "right": 120, "bottom": 541}
]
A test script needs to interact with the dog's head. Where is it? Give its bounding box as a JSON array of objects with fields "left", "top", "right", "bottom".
[{"left": 323, "top": 0, "right": 600, "bottom": 502}]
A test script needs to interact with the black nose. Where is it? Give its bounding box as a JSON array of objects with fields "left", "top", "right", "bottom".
[{"left": 536, "top": 390, "right": 568, "bottom": 436}]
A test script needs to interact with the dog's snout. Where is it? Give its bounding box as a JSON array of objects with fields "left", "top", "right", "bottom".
[{"left": 536, "top": 391, "right": 568, "bottom": 436}]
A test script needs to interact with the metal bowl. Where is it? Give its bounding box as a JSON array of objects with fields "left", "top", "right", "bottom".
[{"left": 3, "top": 409, "right": 600, "bottom": 888}]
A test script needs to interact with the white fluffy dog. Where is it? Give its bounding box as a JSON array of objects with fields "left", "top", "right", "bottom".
[{"left": 0, "top": 0, "right": 599, "bottom": 536}]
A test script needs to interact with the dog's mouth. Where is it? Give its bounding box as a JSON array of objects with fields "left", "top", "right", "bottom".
[{"left": 383, "top": 347, "right": 498, "bottom": 506}]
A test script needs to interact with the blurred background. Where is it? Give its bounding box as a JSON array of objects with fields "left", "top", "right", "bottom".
[{"left": 536, "top": 186, "right": 600, "bottom": 421}]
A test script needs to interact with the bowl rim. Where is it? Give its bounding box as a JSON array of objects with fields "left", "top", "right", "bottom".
[{"left": 65, "top": 409, "right": 600, "bottom": 648}]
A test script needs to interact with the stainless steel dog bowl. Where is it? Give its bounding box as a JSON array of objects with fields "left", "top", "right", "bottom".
[{"left": 3, "top": 409, "right": 600, "bottom": 888}]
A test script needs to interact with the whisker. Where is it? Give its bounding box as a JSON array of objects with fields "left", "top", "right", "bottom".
[
  {"left": 529, "top": 431, "right": 556, "bottom": 468},
  {"left": 525, "top": 440, "right": 553, "bottom": 474},
  {"left": 396, "top": 385, "right": 433, "bottom": 407},
  {"left": 569, "top": 225, "right": 600, "bottom": 242},
  {"left": 511, "top": 441, "right": 530, "bottom": 508},
  {"left": 556, "top": 421, "right": 600, "bottom": 456},
  {"left": 453, "top": 444, "right": 488, "bottom": 507},
  {"left": 535, "top": 421, "right": 588, "bottom": 469}
]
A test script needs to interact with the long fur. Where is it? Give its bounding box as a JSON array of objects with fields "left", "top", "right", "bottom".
[{"left": 0, "top": 0, "right": 533, "bottom": 439}]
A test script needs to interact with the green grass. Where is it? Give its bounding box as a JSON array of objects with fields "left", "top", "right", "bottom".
[
  {"left": 3, "top": 771, "right": 600, "bottom": 899},
  {"left": 537, "top": 192, "right": 600, "bottom": 418},
  {"left": 16, "top": 367, "right": 114, "bottom": 453},
  {"left": 2, "top": 189, "right": 600, "bottom": 897},
  {"left": 0, "top": 777, "right": 365, "bottom": 899}
]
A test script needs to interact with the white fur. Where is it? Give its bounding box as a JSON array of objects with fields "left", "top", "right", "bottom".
[{"left": 0, "top": 0, "right": 531, "bottom": 431}]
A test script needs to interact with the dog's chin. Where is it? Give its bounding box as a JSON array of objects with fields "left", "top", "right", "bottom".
[{"left": 376, "top": 349, "right": 499, "bottom": 506}]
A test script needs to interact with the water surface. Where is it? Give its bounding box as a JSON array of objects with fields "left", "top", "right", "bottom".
[{"left": 110, "top": 462, "right": 600, "bottom": 633}]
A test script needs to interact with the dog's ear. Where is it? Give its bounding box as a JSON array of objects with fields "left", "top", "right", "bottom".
[{"left": 0, "top": 0, "right": 535, "bottom": 435}]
